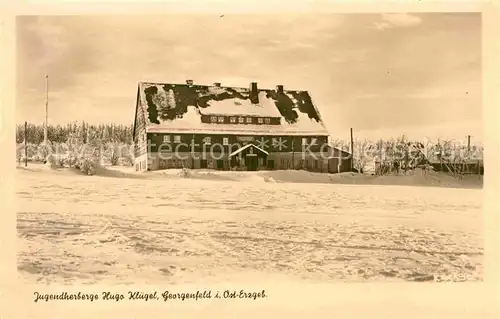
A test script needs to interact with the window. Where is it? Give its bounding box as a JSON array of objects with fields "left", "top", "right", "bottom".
[
  {"left": 246, "top": 117, "right": 253, "bottom": 124},
  {"left": 204, "top": 137, "right": 212, "bottom": 145},
  {"left": 238, "top": 117, "right": 244, "bottom": 123},
  {"left": 210, "top": 116, "right": 217, "bottom": 123},
  {"left": 218, "top": 116, "right": 224, "bottom": 123},
  {"left": 302, "top": 137, "right": 308, "bottom": 145},
  {"left": 257, "top": 118, "right": 263, "bottom": 124},
  {"left": 223, "top": 137, "right": 229, "bottom": 146},
  {"left": 174, "top": 135, "right": 181, "bottom": 143},
  {"left": 310, "top": 138, "right": 317, "bottom": 145},
  {"left": 230, "top": 117, "right": 237, "bottom": 123},
  {"left": 264, "top": 118, "right": 271, "bottom": 124},
  {"left": 163, "top": 135, "right": 171, "bottom": 143}
]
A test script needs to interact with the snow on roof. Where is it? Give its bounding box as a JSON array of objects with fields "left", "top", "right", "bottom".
[
  {"left": 200, "top": 91, "right": 282, "bottom": 117},
  {"left": 137, "top": 81, "right": 328, "bottom": 136},
  {"left": 145, "top": 105, "right": 328, "bottom": 136}
]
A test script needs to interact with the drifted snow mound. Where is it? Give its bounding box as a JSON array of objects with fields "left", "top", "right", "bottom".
[
  {"left": 259, "top": 170, "right": 333, "bottom": 184},
  {"left": 238, "top": 174, "right": 267, "bottom": 183},
  {"left": 92, "top": 166, "right": 130, "bottom": 178},
  {"left": 16, "top": 162, "right": 139, "bottom": 179},
  {"left": 263, "top": 176, "right": 277, "bottom": 183},
  {"left": 19, "top": 163, "right": 482, "bottom": 189},
  {"left": 238, "top": 174, "right": 277, "bottom": 183},
  {"left": 80, "top": 164, "right": 144, "bottom": 179}
]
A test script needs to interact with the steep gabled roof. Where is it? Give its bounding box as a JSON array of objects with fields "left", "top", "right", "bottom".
[{"left": 136, "top": 81, "right": 329, "bottom": 136}]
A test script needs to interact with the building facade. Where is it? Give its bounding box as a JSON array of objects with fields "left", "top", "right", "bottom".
[{"left": 132, "top": 80, "right": 351, "bottom": 172}]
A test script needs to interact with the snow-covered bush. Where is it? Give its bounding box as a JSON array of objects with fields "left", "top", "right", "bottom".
[
  {"left": 40, "top": 142, "right": 53, "bottom": 158},
  {"left": 101, "top": 142, "right": 132, "bottom": 166},
  {"left": 178, "top": 167, "right": 191, "bottom": 178},
  {"left": 46, "top": 154, "right": 64, "bottom": 168},
  {"left": 62, "top": 153, "right": 79, "bottom": 168},
  {"left": 74, "top": 145, "right": 101, "bottom": 175},
  {"left": 119, "top": 144, "right": 134, "bottom": 166},
  {"left": 78, "top": 157, "right": 97, "bottom": 175}
]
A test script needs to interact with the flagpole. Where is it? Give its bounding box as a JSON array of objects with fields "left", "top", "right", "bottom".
[{"left": 44, "top": 74, "right": 48, "bottom": 145}]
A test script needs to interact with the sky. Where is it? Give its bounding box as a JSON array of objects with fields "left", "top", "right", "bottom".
[{"left": 16, "top": 13, "right": 482, "bottom": 143}]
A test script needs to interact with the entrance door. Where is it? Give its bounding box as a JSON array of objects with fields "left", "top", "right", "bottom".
[
  {"left": 216, "top": 160, "right": 224, "bottom": 170},
  {"left": 246, "top": 156, "right": 258, "bottom": 171},
  {"left": 200, "top": 159, "right": 208, "bottom": 169},
  {"left": 267, "top": 159, "right": 275, "bottom": 170}
]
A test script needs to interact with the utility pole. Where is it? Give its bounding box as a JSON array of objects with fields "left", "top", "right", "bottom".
[
  {"left": 44, "top": 74, "right": 49, "bottom": 145},
  {"left": 350, "top": 128, "right": 354, "bottom": 171},
  {"left": 24, "top": 121, "right": 28, "bottom": 167}
]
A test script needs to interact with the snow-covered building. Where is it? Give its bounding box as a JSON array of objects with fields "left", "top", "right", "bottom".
[{"left": 132, "top": 80, "right": 351, "bottom": 172}]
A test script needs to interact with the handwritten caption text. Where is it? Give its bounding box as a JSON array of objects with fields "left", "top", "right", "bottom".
[{"left": 33, "top": 290, "right": 267, "bottom": 303}]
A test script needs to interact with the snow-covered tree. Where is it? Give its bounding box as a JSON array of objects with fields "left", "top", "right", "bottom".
[
  {"left": 166, "top": 89, "right": 176, "bottom": 109},
  {"left": 152, "top": 87, "right": 168, "bottom": 111},
  {"left": 153, "top": 87, "right": 177, "bottom": 121}
]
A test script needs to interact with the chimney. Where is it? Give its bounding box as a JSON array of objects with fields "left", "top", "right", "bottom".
[
  {"left": 186, "top": 79, "right": 194, "bottom": 85},
  {"left": 276, "top": 85, "right": 284, "bottom": 93},
  {"left": 213, "top": 82, "right": 221, "bottom": 87},
  {"left": 250, "top": 82, "right": 259, "bottom": 104}
]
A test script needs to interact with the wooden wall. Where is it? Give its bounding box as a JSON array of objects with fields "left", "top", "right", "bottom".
[
  {"left": 147, "top": 133, "right": 329, "bottom": 153},
  {"left": 147, "top": 150, "right": 353, "bottom": 173}
]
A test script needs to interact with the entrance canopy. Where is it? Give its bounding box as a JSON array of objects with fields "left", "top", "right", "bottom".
[{"left": 229, "top": 143, "right": 269, "bottom": 157}]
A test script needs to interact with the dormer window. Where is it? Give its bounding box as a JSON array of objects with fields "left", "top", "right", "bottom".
[
  {"left": 230, "top": 117, "right": 237, "bottom": 123},
  {"left": 257, "top": 118, "right": 263, "bottom": 124},
  {"left": 163, "top": 135, "right": 171, "bottom": 143},
  {"left": 264, "top": 118, "right": 271, "bottom": 124},
  {"left": 218, "top": 116, "right": 224, "bottom": 123},
  {"left": 246, "top": 117, "right": 253, "bottom": 124},
  {"left": 204, "top": 137, "right": 212, "bottom": 145},
  {"left": 210, "top": 116, "right": 217, "bottom": 123},
  {"left": 174, "top": 135, "right": 181, "bottom": 143},
  {"left": 238, "top": 117, "right": 244, "bottom": 124}
]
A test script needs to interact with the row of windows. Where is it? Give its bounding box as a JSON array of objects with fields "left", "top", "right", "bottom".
[
  {"left": 163, "top": 135, "right": 182, "bottom": 143},
  {"left": 162, "top": 136, "right": 318, "bottom": 146},
  {"left": 162, "top": 135, "right": 228, "bottom": 145},
  {"left": 210, "top": 116, "right": 272, "bottom": 125}
]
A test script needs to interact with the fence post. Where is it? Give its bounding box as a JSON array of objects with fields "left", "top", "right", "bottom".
[{"left": 350, "top": 128, "right": 354, "bottom": 172}]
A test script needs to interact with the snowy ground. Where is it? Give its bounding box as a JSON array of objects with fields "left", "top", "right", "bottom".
[{"left": 16, "top": 164, "right": 483, "bottom": 285}]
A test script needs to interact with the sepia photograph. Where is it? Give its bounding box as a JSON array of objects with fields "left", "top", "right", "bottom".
[{"left": 15, "top": 12, "right": 484, "bottom": 287}]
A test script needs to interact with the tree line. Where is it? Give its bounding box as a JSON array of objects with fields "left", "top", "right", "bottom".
[{"left": 16, "top": 122, "right": 134, "bottom": 144}]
